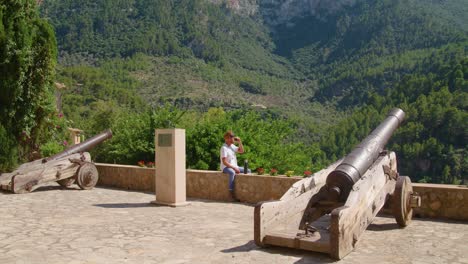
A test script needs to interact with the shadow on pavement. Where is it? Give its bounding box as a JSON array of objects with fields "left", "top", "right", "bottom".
[
  {"left": 221, "top": 240, "right": 335, "bottom": 263},
  {"left": 367, "top": 222, "right": 400, "bottom": 231},
  {"left": 188, "top": 198, "right": 255, "bottom": 207},
  {"left": 221, "top": 240, "right": 257, "bottom": 253},
  {"left": 94, "top": 202, "right": 154, "bottom": 208},
  {"left": 34, "top": 185, "right": 81, "bottom": 192},
  {"left": 1, "top": 184, "right": 80, "bottom": 194},
  {"left": 95, "top": 186, "right": 154, "bottom": 195}
]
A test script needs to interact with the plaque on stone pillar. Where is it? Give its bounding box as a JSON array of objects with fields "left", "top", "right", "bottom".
[
  {"left": 151, "top": 129, "right": 189, "bottom": 207},
  {"left": 158, "top": 134, "right": 172, "bottom": 147}
]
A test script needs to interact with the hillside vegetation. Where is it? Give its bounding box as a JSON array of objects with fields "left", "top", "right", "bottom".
[
  {"left": 270, "top": 0, "right": 467, "bottom": 106},
  {"left": 319, "top": 51, "right": 467, "bottom": 184},
  {"left": 41, "top": 0, "right": 297, "bottom": 76},
  {"left": 27, "top": 0, "right": 468, "bottom": 183}
]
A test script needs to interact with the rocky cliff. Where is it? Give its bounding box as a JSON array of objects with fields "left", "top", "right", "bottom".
[
  {"left": 214, "top": 0, "right": 358, "bottom": 25},
  {"left": 209, "top": 0, "right": 259, "bottom": 16},
  {"left": 260, "top": 0, "right": 357, "bottom": 25}
]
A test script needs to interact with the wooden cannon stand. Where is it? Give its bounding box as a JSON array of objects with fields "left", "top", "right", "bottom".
[
  {"left": 254, "top": 152, "right": 421, "bottom": 259},
  {"left": 0, "top": 152, "right": 99, "bottom": 194}
]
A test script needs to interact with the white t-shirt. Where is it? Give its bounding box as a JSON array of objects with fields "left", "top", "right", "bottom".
[{"left": 220, "top": 143, "right": 239, "bottom": 170}]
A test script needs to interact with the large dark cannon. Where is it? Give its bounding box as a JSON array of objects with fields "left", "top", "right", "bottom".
[
  {"left": 326, "top": 108, "right": 405, "bottom": 201},
  {"left": 43, "top": 129, "right": 112, "bottom": 162},
  {"left": 254, "top": 108, "right": 421, "bottom": 259},
  {"left": 0, "top": 130, "right": 112, "bottom": 193}
]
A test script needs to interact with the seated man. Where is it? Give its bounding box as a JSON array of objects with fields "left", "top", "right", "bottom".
[{"left": 220, "top": 130, "right": 250, "bottom": 200}]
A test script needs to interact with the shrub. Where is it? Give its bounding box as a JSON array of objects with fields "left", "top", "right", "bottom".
[
  {"left": 195, "top": 160, "right": 209, "bottom": 170},
  {"left": 40, "top": 141, "right": 65, "bottom": 158},
  {"left": 239, "top": 81, "right": 266, "bottom": 95},
  {"left": 88, "top": 106, "right": 312, "bottom": 174},
  {"left": 97, "top": 110, "right": 154, "bottom": 164},
  {"left": 0, "top": 125, "right": 18, "bottom": 173},
  {"left": 285, "top": 171, "right": 294, "bottom": 177}
]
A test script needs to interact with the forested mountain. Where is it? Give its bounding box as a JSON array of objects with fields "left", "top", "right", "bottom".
[
  {"left": 28, "top": 0, "right": 467, "bottom": 183},
  {"left": 40, "top": 0, "right": 467, "bottom": 111},
  {"left": 267, "top": 0, "right": 467, "bottom": 106},
  {"left": 40, "top": 0, "right": 336, "bottom": 141},
  {"left": 41, "top": 0, "right": 297, "bottom": 77},
  {"left": 318, "top": 51, "right": 467, "bottom": 184}
]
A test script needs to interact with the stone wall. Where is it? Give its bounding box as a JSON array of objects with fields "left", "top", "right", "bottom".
[
  {"left": 186, "top": 170, "right": 232, "bottom": 201},
  {"left": 96, "top": 163, "right": 468, "bottom": 221},
  {"left": 97, "top": 164, "right": 155, "bottom": 192},
  {"left": 185, "top": 170, "right": 300, "bottom": 203},
  {"left": 96, "top": 164, "right": 300, "bottom": 203},
  {"left": 413, "top": 183, "right": 468, "bottom": 221},
  {"left": 235, "top": 174, "right": 300, "bottom": 203}
]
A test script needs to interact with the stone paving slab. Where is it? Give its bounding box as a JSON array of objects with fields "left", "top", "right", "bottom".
[{"left": 0, "top": 185, "right": 467, "bottom": 264}]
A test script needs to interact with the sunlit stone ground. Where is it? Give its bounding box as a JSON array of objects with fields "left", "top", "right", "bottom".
[{"left": 1, "top": 185, "right": 467, "bottom": 264}]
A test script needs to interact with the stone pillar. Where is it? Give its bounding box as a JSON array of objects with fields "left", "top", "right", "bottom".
[
  {"left": 68, "top": 128, "right": 83, "bottom": 145},
  {"left": 151, "top": 129, "right": 189, "bottom": 207}
]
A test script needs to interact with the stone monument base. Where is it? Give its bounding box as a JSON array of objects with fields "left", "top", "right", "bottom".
[{"left": 150, "top": 200, "right": 190, "bottom": 207}]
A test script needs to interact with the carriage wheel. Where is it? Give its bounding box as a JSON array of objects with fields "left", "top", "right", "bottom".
[
  {"left": 392, "top": 176, "right": 414, "bottom": 227},
  {"left": 76, "top": 162, "right": 99, "bottom": 190}
]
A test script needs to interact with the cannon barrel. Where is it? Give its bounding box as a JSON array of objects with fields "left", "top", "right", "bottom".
[
  {"left": 43, "top": 129, "right": 113, "bottom": 162},
  {"left": 326, "top": 108, "right": 405, "bottom": 201}
]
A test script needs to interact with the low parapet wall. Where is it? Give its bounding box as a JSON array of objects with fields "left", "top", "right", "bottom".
[
  {"left": 96, "top": 164, "right": 155, "bottom": 192},
  {"left": 413, "top": 183, "right": 468, "bottom": 221},
  {"left": 95, "top": 163, "right": 468, "bottom": 221},
  {"left": 96, "top": 164, "right": 300, "bottom": 203},
  {"left": 186, "top": 170, "right": 300, "bottom": 203}
]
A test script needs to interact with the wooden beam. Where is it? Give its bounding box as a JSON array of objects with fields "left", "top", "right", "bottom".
[
  {"left": 264, "top": 214, "right": 332, "bottom": 253},
  {"left": 254, "top": 160, "right": 341, "bottom": 246},
  {"left": 330, "top": 152, "right": 397, "bottom": 259}
]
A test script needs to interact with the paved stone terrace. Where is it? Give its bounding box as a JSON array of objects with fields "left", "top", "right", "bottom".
[{"left": 1, "top": 185, "right": 467, "bottom": 264}]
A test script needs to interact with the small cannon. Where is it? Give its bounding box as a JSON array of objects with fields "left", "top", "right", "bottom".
[
  {"left": 254, "top": 108, "right": 421, "bottom": 259},
  {"left": 0, "top": 129, "right": 112, "bottom": 193}
]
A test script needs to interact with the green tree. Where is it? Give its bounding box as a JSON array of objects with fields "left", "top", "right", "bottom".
[{"left": 0, "top": 0, "right": 57, "bottom": 171}]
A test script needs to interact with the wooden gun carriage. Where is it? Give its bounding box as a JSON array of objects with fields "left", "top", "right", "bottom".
[
  {"left": 0, "top": 130, "right": 112, "bottom": 193},
  {"left": 254, "top": 108, "right": 421, "bottom": 259}
]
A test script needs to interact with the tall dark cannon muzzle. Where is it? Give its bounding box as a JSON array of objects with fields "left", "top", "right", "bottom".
[
  {"left": 326, "top": 108, "right": 405, "bottom": 202},
  {"left": 43, "top": 129, "right": 113, "bottom": 163}
]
